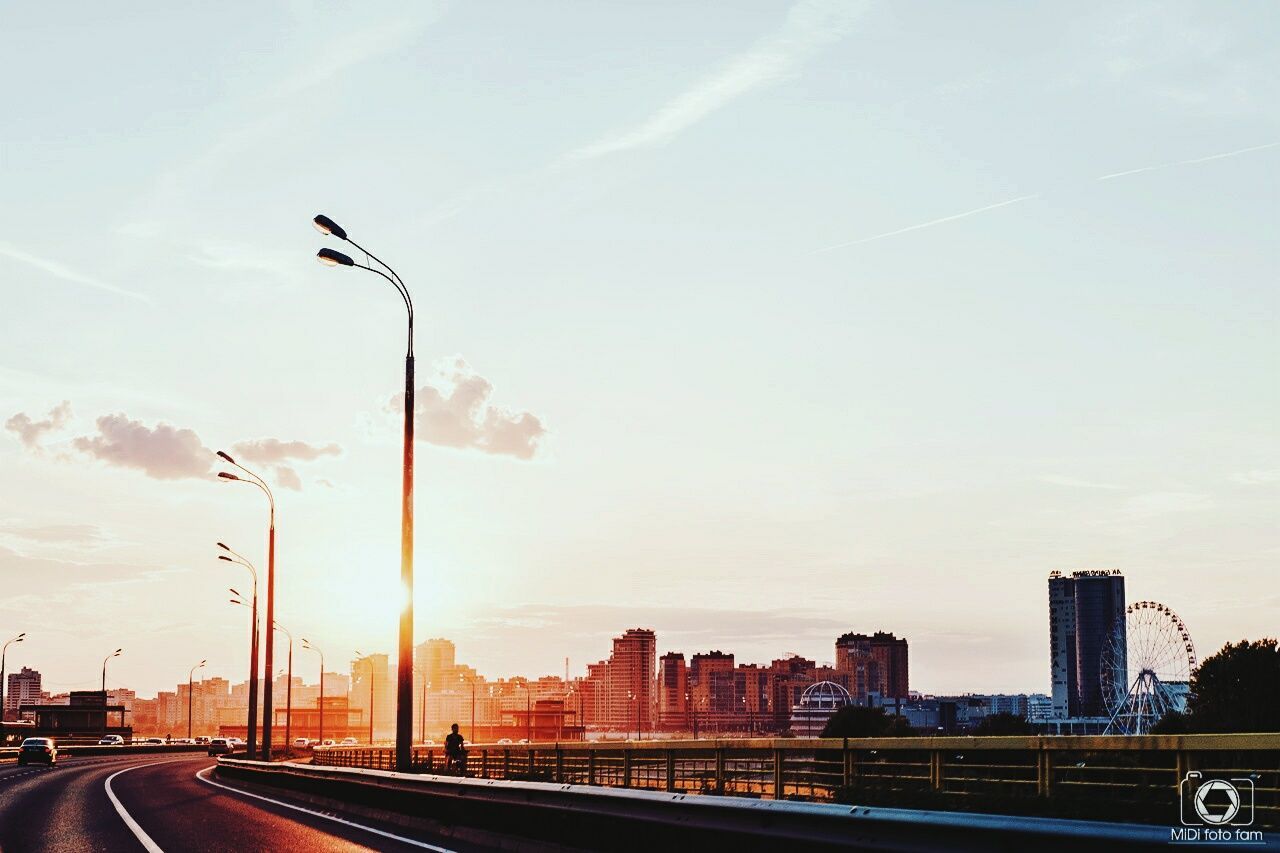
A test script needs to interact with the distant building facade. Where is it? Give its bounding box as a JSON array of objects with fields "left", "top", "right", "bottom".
[
  {"left": 4, "top": 667, "right": 41, "bottom": 721},
  {"left": 1048, "top": 570, "right": 1125, "bottom": 718}
]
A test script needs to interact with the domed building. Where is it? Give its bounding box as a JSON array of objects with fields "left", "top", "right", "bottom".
[{"left": 789, "top": 681, "right": 853, "bottom": 737}]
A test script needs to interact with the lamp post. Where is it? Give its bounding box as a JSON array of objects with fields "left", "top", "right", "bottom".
[
  {"left": 218, "top": 543, "right": 260, "bottom": 758},
  {"left": 1, "top": 633, "right": 25, "bottom": 727},
  {"left": 274, "top": 621, "right": 293, "bottom": 753},
  {"left": 315, "top": 215, "right": 416, "bottom": 773},
  {"left": 419, "top": 677, "right": 428, "bottom": 744},
  {"left": 102, "top": 648, "right": 122, "bottom": 693},
  {"left": 355, "top": 651, "right": 375, "bottom": 745},
  {"left": 188, "top": 660, "right": 207, "bottom": 740},
  {"left": 216, "top": 450, "right": 276, "bottom": 760},
  {"left": 463, "top": 674, "right": 476, "bottom": 744},
  {"left": 302, "top": 639, "right": 324, "bottom": 747}
]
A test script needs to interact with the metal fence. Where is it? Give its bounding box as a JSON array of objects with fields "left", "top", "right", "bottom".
[{"left": 312, "top": 734, "right": 1280, "bottom": 828}]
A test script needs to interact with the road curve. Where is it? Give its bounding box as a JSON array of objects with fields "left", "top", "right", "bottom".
[{"left": 0, "top": 753, "right": 495, "bottom": 852}]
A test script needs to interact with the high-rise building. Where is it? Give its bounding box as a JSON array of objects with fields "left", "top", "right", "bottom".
[
  {"left": 4, "top": 667, "right": 41, "bottom": 721},
  {"left": 1048, "top": 570, "right": 1125, "bottom": 718},
  {"left": 657, "top": 652, "right": 687, "bottom": 730},
  {"left": 608, "top": 629, "right": 656, "bottom": 734},
  {"left": 351, "top": 653, "right": 395, "bottom": 741},
  {"left": 835, "top": 632, "right": 908, "bottom": 703}
]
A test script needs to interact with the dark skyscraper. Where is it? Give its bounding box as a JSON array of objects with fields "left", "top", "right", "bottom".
[{"left": 1048, "top": 570, "right": 1125, "bottom": 717}]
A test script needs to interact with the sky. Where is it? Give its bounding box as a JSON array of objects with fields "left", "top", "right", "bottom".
[{"left": 1, "top": 1, "right": 1276, "bottom": 699}]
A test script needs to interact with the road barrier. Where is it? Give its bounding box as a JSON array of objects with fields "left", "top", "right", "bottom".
[
  {"left": 216, "top": 757, "right": 1183, "bottom": 851},
  {"left": 311, "top": 734, "right": 1280, "bottom": 829},
  {"left": 1, "top": 743, "right": 219, "bottom": 762}
]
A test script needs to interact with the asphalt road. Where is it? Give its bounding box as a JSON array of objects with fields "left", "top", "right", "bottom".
[{"left": 0, "top": 754, "right": 494, "bottom": 852}]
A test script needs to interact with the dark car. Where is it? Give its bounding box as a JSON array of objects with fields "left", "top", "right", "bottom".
[
  {"left": 17, "top": 737, "right": 58, "bottom": 766},
  {"left": 207, "top": 737, "right": 234, "bottom": 756}
]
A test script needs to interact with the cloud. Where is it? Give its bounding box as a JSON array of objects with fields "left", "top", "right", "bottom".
[
  {"left": 0, "top": 521, "right": 106, "bottom": 546},
  {"left": 1122, "top": 491, "right": 1215, "bottom": 517},
  {"left": 391, "top": 357, "right": 546, "bottom": 460},
  {"left": 1231, "top": 469, "right": 1280, "bottom": 486},
  {"left": 5, "top": 401, "right": 72, "bottom": 450},
  {"left": 0, "top": 243, "right": 147, "bottom": 302},
  {"left": 71, "top": 414, "right": 213, "bottom": 481},
  {"left": 813, "top": 195, "right": 1039, "bottom": 253},
  {"left": 231, "top": 437, "right": 342, "bottom": 491},
  {"left": 571, "top": 0, "right": 865, "bottom": 159},
  {"left": 1040, "top": 475, "right": 1123, "bottom": 490}
]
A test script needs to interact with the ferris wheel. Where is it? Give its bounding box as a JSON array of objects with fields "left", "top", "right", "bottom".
[{"left": 1101, "top": 600, "right": 1196, "bottom": 735}]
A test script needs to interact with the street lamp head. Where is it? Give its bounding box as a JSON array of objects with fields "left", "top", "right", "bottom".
[
  {"left": 312, "top": 214, "right": 348, "bottom": 241},
  {"left": 216, "top": 450, "right": 236, "bottom": 465},
  {"left": 229, "top": 587, "right": 241, "bottom": 597},
  {"left": 218, "top": 555, "right": 234, "bottom": 562},
  {"left": 216, "top": 542, "right": 230, "bottom": 551},
  {"left": 317, "top": 247, "right": 355, "bottom": 267},
  {"left": 218, "top": 471, "right": 239, "bottom": 481},
  {"left": 112, "top": 649, "right": 122, "bottom": 656}
]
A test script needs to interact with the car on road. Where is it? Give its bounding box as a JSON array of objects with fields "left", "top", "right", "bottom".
[
  {"left": 319, "top": 739, "right": 336, "bottom": 747},
  {"left": 208, "top": 737, "right": 234, "bottom": 756},
  {"left": 496, "top": 738, "right": 513, "bottom": 745},
  {"left": 195, "top": 736, "right": 211, "bottom": 745},
  {"left": 340, "top": 737, "right": 358, "bottom": 746},
  {"left": 292, "top": 737, "right": 311, "bottom": 749},
  {"left": 17, "top": 737, "right": 58, "bottom": 766},
  {"left": 141, "top": 737, "right": 165, "bottom": 746},
  {"left": 98, "top": 735, "right": 124, "bottom": 746}
]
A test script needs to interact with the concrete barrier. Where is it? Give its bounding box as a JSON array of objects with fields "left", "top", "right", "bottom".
[{"left": 215, "top": 757, "right": 1190, "bottom": 852}]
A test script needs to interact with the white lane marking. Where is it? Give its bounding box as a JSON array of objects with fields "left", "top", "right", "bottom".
[
  {"left": 195, "top": 767, "right": 454, "bottom": 852},
  {"left": 105, "top": 762, "right": 169, "bottom": 853}
]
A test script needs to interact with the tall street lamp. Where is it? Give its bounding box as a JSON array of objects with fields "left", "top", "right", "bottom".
[
  {"left": 274, "top": 621, "right": 293, "bottom": 753},
  {"left": 315, "top": 215, "right": 416, "bottom": 773},
  {"left": 522, "top": 683, "right": 532, "bottom": 743},
  {"left": 188, "top": 660, "right": 207, "bottom": 740},
  {"left": 218, "top": 542, "right": 260, "bottom": 757},
  {"left": 302, "top": 639, "right": 324, "bottom": 747},
  {"left": 102, "top": 648, "right": 122, "bottom": 693},
  {"left": 355, "top": 651, "right": 376, "bottom": 745},
  {"left": 1, "top": 633, "right": 25, "bottom": 727},
  {"left": 102, "top": 648, "right": 122, "bottom": 736},
  {"left": 216, "top": 450, "right": 276, "bottom": 760}
]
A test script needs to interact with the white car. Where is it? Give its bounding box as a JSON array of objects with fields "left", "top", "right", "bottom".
[
  {"left": 320, "top": 739, "right": 337, "bottom": 747},
  {"left": 497, "top": 738, "right": 513, "bottom": 745},
  {"left": 340, "top": 737, "right": 358, "bottom": 746},
  {"left": 98, "top": 735, "right": 124, "bottom": 746},
  {"left": 292, "top": 737, "right": 311, "bottom": 749}
]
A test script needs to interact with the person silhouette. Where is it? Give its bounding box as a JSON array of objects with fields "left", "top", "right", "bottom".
[{"left": 444, "top": 723, "right": 466, "bottom": 774}]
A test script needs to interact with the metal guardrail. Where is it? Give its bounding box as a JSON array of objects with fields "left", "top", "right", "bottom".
[
  {"left": 0, "top": 743, "right": 216, "bottom": 761},
  {"left": 216, "top": 757, "right": 1187, "bottom": 851},
  {"left": 310, "top": 734, "right": 1280, "bottom": 829}
]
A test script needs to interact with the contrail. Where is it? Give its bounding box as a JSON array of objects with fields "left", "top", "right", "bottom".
[
  {"left": 0, "top": 243, "right": 147, "bottom": 302},
  {"left": 812, "top": 194, "right": 1038, "bottom": 253},
  {"left": 1096, "top": 141, "right": 1280, "bottom": 181}
]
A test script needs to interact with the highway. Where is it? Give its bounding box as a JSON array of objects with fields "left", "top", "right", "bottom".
[{"left": 0, "top": 754, "right": 490, "bottom": 852}]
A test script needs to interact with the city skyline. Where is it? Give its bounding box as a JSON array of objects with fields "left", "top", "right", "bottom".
[{"left": 2, "top": 1, "right": 1277, "bottom": 701}]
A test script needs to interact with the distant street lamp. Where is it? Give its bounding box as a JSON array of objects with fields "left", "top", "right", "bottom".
[
  {"left": 1, "top": 633, "right": 25, "bottom": 727},
  {"left": 302, "top": 639, "right": 324, "bottom": 746},
  {"left": 218, "top": 542, "right": 260, "bottom": 757},
  {"left": 315, "top": 214, "right": 416, "bottom": 774},
  {"left": 355, "top": 651, "right": 376, "bottom": 745},
  {"left": 188, "top": 660, "right": 207, "bottom": 740},
  {"left": 216, "top": 451, "right": 277, "bottom": 760},
  {"left": 102, "top": 648, "right": 122, "bottom": 693},
  {"left": 274, "top": 621, "right": 293, "bottom": 753}
]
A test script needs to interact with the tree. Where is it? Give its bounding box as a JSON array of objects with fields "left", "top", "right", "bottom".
[
  {"left": 1184, "top": 638, "right": 1280, "bottom": 733},
  {"left": 821, "top": 706, "right": 915, "bottom": 738},
  {"left": 972, "top": 712, "right": 1034, "bottom": 736}
]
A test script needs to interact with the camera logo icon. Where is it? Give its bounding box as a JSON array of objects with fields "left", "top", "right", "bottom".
[{"left": 1180, "top": 771, "right": 1254, "bottom": 827}]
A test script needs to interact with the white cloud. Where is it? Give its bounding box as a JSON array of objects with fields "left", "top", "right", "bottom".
[
  {"left": 4, "top": 401, "right": 71, "bottom": 450},
  {"left": 391, "top": 356, "right": 547, "bottom": 460},
  {"left": 571, "top": 0, "right": 865, "bottom": 159},
  {"left": 0, "top": 243, "right": 146, "bottom": 302},
  {"left": 1122, "top": 491, "right": 1215, "bottom": 517}
]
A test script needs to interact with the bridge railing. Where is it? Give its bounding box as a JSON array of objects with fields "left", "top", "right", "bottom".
[{"left": 312, "top": 734, "right": 1280, "bottom": 828}]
